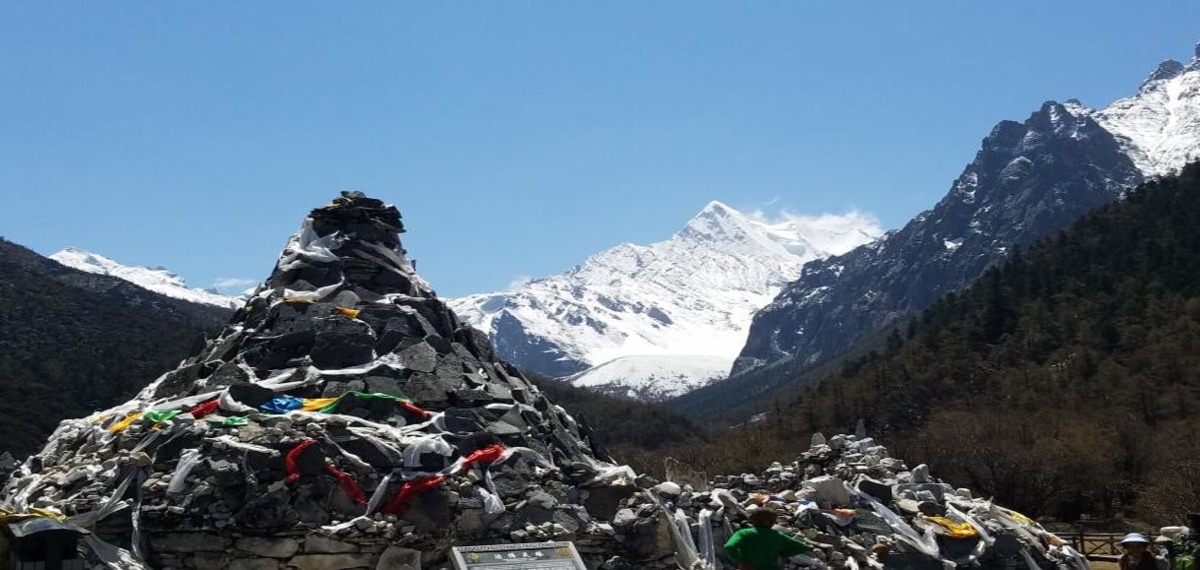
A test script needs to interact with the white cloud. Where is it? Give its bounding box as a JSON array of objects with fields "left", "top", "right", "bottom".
[
  {"left": 506, "top": 275, "right": 532, "bottom": 291},
  {"left": 212, "top": 277, "right": 259, "bottom": 292},
  {"left": 744, "top": 203, "right": 882, "bottom": 232},
  {"left": 741, "top": 204, "right": 885, "bottom": 256}
]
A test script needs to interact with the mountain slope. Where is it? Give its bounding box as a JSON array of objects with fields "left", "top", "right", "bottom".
[
  {"left": 683, "top": 45, "right": 1200, "bottom": 419},
  {"left": 729, "top": 101, "right": 1141, "bottom": 376},
  {"left": 50, "top": 246, "right": 244, "bottom": 309},
  {"left": 449, "top": 201, "right": 881, "bottom": 400},
  {"left": 0, "top": 238, "right": 229, "bottom": 456},
  {"left": 766, "top": 163, "right": 1200, "bottom": 519}
]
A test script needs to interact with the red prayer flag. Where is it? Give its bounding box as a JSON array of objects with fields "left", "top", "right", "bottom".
[
  {"left": 381, "top": 475, "right": 446, "bottom": 515},
  {"left": 187, "top": 399, "right": 220, "bottom": 420},
  {"left": 284, "top": 438, "right": 318, "bottom": 484}
]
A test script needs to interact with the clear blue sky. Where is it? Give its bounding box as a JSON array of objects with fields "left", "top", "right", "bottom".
[{"left": 3, "top": 2, "right": 1198, "bottom": 297}]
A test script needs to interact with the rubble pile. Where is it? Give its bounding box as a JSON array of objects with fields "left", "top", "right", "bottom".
[
  {"left": 630, "top": 429, "right": 1090, "bottom": 570},
  {"left": 0, "top": 193, "right": 646, "bottom": 569}
]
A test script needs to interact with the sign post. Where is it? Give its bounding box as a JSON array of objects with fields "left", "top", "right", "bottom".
[{"left": 451, "top": 541, "right": 587, "bottom": 570}]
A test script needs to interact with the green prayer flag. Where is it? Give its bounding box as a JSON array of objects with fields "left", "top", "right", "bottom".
[{"left": 143, "top": 410, "right": 180, "bottom": 424}]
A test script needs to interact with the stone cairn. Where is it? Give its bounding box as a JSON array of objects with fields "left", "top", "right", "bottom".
[
  {"left": 628, "top": 428, "right": 1092, "bottom": 570},
  {"left": 1, "top": 193, "right": 648, "bottom": 569},
  {"left": 0, "top": 192, "right": 1093, "bottom": 570}
]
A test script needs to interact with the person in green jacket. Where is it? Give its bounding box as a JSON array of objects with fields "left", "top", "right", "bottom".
[{"left": 723, "top": 508, "right": 812, "bottom": 570}]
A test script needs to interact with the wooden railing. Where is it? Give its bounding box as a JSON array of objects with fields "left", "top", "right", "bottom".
[{"left": 1065, "top": 533, "right": 1156, "bottom": 561}]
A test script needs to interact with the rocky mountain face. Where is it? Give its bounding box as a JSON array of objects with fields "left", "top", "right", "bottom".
[
  {"left": 450, "top": 202, "right": 881, "bottom": 401},
  {"left": 730, "top": 101, "right": 1142, "bottom": 377},
  {"left": 721, "top": 44, "right": 1200, "bottom": 394},
  {"left": 50, "top": 247, "right": 245, "bottom": 310},
  {"left": 0, "top": 193, "right": 673, "bottom": 569}
]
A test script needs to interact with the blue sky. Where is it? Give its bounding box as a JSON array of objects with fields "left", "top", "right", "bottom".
[{"left": 3, "top": 3, "right": 1198, "bottom": 297}]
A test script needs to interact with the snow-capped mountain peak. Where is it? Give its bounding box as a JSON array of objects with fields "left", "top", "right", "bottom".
[
  {"left": 681, "top": 201, "right": 880, "bottom": 259},
  {"left": 1094, "top": 43, "right": 1200, "bottom": 178},
  {"left": 678, "top": 200, "right": 763, "bottom": 244},
  {"left": 1143, "top": 60, "right": 1185, "bottom": 90},
  {"left": 49, "top": 247, "right": 244, "bottom": 309},
  {"left": 448, "top": 201, "right": 882, "bottom": 400}
]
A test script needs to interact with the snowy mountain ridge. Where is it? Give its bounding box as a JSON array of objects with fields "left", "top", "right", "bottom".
[
  {"left": 49, "top": 247, "right": 245, "bottom": 310},
  {"left": 1093, "top": 44, "right": 1200, "bottom": 178},
  {"left": 730, "top": 42, "right": 1200, "bottom": 378},
  {"left": 671, "top": 42, "right": 1200, "bottom": 419},
  {"left": 448, "top": 201, "right": 882, "bottom": 400}
]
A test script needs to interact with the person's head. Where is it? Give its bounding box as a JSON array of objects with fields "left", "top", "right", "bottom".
[
  {"left": 749, "top": 508, "right": 778, "bottom": 529},
  {"left": 1119, "top": 533, "right": 1150, "bottom": 556}
]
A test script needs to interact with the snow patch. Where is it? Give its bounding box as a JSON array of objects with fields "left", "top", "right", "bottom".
[{"left": 565, "top": 354, "right": 731, "bottom": 402}]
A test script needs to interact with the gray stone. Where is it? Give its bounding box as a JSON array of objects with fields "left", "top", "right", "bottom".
[
  {"left": 375, "top": 545, "right": 421, "bottom": 570},
  {"left": 191, "top": 552, "right": 233, "bottom": 570},
  {"left": 489, "top": 470, "right": 531, "bottom": 499},
  {"left": 229, "top": 559, "right": 282, "bottom": 570},
  {"left": 895, "top": 498, "right": 920, "bottom": 514},
  {"left": 804, "top": 475, "right": 851, "bottom": 506},
  {"left": 910, "top": 463, "right": 931, "bottom": 483},
  {"left": 879, "top": 552, "right": 946, "bottom": 570},
  {"left": 321, "top": 379, "right": 367, "bottom": 398},
  {"left": 395, "top": 341, "right": 437, "bottom": 373},
  {"left": 552, "top": 505, "right": 588, "bottom": 536},
  {"left": 857, "top": 477, "right": 893, "bottom": 503},
  {"left": 651, "top": 481, "right": 681, "bottom": 499},
  {"left": 330, "top": 290, "right": 361, "bottom": 308},
  {"left": 917, "top": 501, "right": 946, "bottom": 517},
  {"left": 363, "top": 375, "right": 405, "bottom": 397},
  {"left": 614, "top": 508, "right": 643, "bottom": 525},
  {"left": 287, "top": 553, "right": 375, "bottom": 570},
  {"left": 235, "top": 536, "right": 299, "bottom": 558},
  {"left": 149, "top": 532, "right": 230, "bottom": 553},
  {"left": 303, "top": 536, "right": 359, "bottom": 554},
  {"left": 526, "top": 490, "right": 558, "bottom": 509},
  {"left": 310, "top": 318, "right": 377, "bottom": 370},
  {"left": 623, "top": 511, "right": 674, "bottom": 561},
  {"left": 457, "top": 508, "right": 489, "bottom": 536},
  {"left": 582, "top": 484, "right": 636, "bottom": 521}
]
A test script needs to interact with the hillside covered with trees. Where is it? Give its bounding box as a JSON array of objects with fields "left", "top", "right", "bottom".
[
  {"left": 0, "top": 239, "right": 229, "bottom": 456},
  {"left": 529, "top": 372, "right": 707, "bottom": 475}
]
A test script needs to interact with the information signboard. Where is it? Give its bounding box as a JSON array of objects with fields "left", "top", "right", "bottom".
[{"left": 451, "top": 541, "right": 588, "bottom": 570}]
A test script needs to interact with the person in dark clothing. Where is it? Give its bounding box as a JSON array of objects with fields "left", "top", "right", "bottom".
[
  {"left": 1119, "top": 533, "right": 1161, "bottom": 570},
  {"left": 723, "top": 508, "right": 812, "bottom": 570}
]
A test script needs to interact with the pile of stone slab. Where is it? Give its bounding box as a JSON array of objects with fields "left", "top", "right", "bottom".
[
  {"left": 0, "top": 193, "right": 647, "bottom": 569},
  {"left": 627, "top": 429, "right": 1091, "bottom": 570}
]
